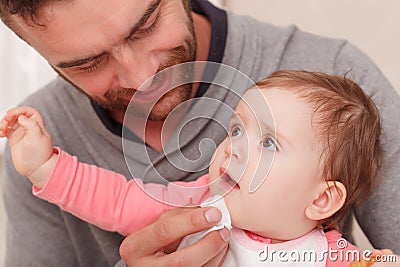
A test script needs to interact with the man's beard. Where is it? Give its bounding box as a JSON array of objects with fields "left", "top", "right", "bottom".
[
  {"left": 94, "top": 43, "right": 196, "bottom": 121},
  {"left": 94, "top": 18, "right": 197, "bottom": 121},
  {"left": 97, "top": 81, "right": 194, "bottom": 121}
]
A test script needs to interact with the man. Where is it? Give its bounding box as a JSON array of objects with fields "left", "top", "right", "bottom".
[{"left": 1, "top": 0, "right": 399, "bottom": 266}]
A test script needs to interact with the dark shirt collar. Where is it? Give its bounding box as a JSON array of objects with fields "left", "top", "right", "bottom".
[
  {"left": 192, "top": 0, "right": 227, "bottom": 97},
  {"left": 191, "top": 0, "right": 227, "bottom": 65}
]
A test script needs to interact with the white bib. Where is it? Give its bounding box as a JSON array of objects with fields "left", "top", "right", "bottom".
[{"left": 224, "top": 228, "right": 328, "bottom": 267}]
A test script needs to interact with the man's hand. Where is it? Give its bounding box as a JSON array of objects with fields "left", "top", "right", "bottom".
[{"left": 120, "top": 207, "right": 230, "bottom": 267}]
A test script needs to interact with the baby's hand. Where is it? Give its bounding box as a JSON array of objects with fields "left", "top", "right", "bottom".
[{"left": 0, "top": 106, "right": 56, "bottom": 188}]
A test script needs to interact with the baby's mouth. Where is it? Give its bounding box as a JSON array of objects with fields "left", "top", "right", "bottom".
[{"left": 219, "top": 168, "right": 240, "bottom": 191}]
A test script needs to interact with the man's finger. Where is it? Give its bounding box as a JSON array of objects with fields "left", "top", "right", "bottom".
[
  {"left": 120, "top": 207, "right": 223, "bottom": 260},
  {"left": 203, "top": 242, "right": 229, "bottom": 267},
  {"left": 151, "top": 229, "right": 230, "bottom": 267}
]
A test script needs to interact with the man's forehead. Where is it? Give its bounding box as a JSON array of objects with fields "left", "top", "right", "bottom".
[{"left": 13, "top": 0, "right": 154, "bottom": 61}]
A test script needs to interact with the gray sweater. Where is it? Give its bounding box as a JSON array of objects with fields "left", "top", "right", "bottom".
[{"left": 3, "top": 11, "right": 400, "bottom": 267}]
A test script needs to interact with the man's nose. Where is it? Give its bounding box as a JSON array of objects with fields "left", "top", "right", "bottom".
[{"left": 112, "top": 43, "right": 160, "bottom": 89}]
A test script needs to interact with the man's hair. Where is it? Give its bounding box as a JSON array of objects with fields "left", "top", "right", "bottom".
[
  {"left": 1, "top": 0, "right": 192, "bottom": 30},
  {"left": 0, "top": 0, "right": 60, "bottom": 28},
  {"left": 256, "top": 70, "right": 383, "bottom": 230}
]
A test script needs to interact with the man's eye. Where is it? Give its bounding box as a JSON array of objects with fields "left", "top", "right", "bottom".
[
  {"left": 263, "top": 137, "right": 277, "bottom": 151},
  {"left": 75, "top": 54, "right": 108, "bottom": 74},
  {"left": 230, "top": 125, "right": 242, "bottom": 137},
  {"left": 77, "top": 60, "right": 101, "bottom": 73}
]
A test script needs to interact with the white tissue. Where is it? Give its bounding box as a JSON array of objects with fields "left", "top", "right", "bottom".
[{"left": 177, "top": 195, "right": 232, "bottom": 250}]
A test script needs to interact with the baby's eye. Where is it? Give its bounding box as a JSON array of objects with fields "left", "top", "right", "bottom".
[
  {"left": 230, "top": 125, "right": 242, "bottom": 137},
  {"left": 263, "top": 137, "right": 277, "bottom": 151}
]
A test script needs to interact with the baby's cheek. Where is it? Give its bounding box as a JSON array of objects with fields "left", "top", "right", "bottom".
[
  {"left": 224, "top": 196, "right": 253, "bottom": 231},
  {"left": 208, "top": 149, "right": 222, "bottom": 178}
]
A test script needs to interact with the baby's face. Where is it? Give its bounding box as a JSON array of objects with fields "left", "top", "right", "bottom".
[{"left": 209, "top": 88, "right": 325, "bottom": 240}]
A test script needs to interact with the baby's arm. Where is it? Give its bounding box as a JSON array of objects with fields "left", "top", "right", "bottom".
[
  {"left": 33, "top": 150, "right": 209, "bottom": 235},
  {"left": 0, "top": 106, "right": 57, "bottom": 188},
  {"left": 33, "top": 150, "right": 211, "bottom": 235}
]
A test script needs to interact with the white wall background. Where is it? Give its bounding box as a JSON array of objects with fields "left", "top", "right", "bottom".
[{"left": 224, "top": 0, "right": 400, "bottom": 94}]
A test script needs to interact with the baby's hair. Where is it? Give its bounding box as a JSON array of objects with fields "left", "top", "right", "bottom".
[{"left": 256, "top": 70, "right": 383, "bottom": 230}]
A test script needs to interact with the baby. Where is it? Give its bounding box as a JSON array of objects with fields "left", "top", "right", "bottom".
[{"left": 0, "top": 70, "right": 385, "bottom": 266}]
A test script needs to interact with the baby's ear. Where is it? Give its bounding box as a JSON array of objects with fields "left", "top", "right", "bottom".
[{"left": 305, "top": 181, "right": 346, "bottom": 221}]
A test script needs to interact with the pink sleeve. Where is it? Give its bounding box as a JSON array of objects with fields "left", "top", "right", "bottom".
[
  {"left": 325, "top": 230, "right": 362, "bottom": 267},
  {"left": 33, "top": 148, "right": 211, "bottom": 236}
]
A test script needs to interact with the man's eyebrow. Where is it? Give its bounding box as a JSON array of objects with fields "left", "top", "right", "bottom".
[
  {"left": 124, "top": 0, "right": 162, "bottom": 40},
  {"left": 55, "top": 53, "right": 106, "bottom": 69},
  {"left": 54, "top": 0, "right": 162, "bottom": 69}
]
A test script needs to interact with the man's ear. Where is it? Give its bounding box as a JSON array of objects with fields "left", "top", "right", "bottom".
[{"left": 305, "top": 181, "right": 347, "bottom": 221}]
